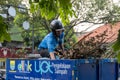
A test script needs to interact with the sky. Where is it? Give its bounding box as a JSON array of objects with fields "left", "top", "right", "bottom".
[
  {"left": 113, "top": 0, "right": 120, "bottom": 4},
  {"left": 73, "top": 23, "right": 104, "bottom": 32}
]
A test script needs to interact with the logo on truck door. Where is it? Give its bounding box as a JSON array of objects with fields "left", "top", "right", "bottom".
[{"left": 10, "top": 60, "right": 16, "bottom": 72}]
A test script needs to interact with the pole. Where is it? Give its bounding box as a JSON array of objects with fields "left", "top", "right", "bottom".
[{"left": 32, "top": 25, "right": 34, "bottom": 53}]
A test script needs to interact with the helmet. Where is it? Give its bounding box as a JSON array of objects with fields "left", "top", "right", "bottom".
[{"left": 50, "top": 20, "right": 64, "bottom": 31}]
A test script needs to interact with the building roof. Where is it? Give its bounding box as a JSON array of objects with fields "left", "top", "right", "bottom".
[{"left": 78, "top": 22, "right": 120, "bottom": 43}]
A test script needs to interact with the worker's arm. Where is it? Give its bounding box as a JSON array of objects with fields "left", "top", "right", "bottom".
[
  {"left": 50, "top": 52, "right": 55, "bottom": 60},
  {"left": 59, "top": 32, "right": 64, "bottom": 53},
  {"left": 59, "top": 43, "right": 64, "bottom": 55}
]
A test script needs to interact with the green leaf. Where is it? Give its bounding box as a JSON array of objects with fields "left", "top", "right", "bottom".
[
  {"left": 112, "top": 30, "right": 120, "bottom": 52},
  {"left": 0, "top": 15, "right": 11, "bottom": 42},
  {"left": 29, "top": 0, "right": 74, "bottom": 24},
  {"left": 117, "top": 52, "right": 120, "bottom": 63},
  {"left": 0, "top": 16, "right": 3, "bottom": 22},
  {"left": 5, "top": 33, "right": 11, "bottom": 42},
  {"left": 30, "top": 3, "right": 35, "bottom": 13},
  {"left": 112, "top": 41, "right": 120, "bottom": 52}
]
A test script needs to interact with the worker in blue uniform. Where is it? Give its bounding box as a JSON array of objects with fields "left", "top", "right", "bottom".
[{"left": 38, "top": 19, "right": 64, "bottom": 59}]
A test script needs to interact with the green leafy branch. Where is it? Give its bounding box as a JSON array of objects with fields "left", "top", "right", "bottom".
[
  {"left": 0, "top": 16, "right": 11, "bottom": 42},
  {"left": 112, "top": 30, "right": 120, "bottom": 63},
  {"left": 29, "top": 0, "right": 75, "bottom": 25}
]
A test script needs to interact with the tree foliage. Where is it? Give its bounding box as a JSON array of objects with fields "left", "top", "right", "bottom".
[
  {"left": 0, "top": 0, "right": 23, "bottom": 42},
  {"left": 0, "top": 16, "right": 11, "bottom": 42},
  {"left": 112, "top": 30, "right": 120, "bottom": 62},
  {"left": 29, "top": 0, "right": 74, "bottom": 25},
  {"left": 0, "top": 0, "right": 120, "bottom": 59}
]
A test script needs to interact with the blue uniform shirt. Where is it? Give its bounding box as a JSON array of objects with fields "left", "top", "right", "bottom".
[{"left": 38, "top": 32, "right": 64, "bottom": 53}]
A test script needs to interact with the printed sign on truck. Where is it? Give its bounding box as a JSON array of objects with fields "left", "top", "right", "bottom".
[{"left": 6, "top": 59, "right": 75, "bottom": 80}]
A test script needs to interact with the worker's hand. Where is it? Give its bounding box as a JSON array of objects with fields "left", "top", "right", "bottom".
[{"left": 55, "top": 48, "right": 63, "bottom": 55}]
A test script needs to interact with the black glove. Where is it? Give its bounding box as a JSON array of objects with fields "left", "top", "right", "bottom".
[{"left": 54, "top": 48, "right": 63, "bottom": 55}]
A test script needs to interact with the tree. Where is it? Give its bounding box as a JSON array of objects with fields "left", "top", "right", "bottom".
[
  {"left": 29, "top": 0, "right": 120, "bottom": 59},
  {"left": 112, "top": 30, "right": 120, "bottom": 62},
  {"left": 1, "top": 0, "right": 120, "bottom": 59},
  {"left": 0, "top": 16, "right": 10, "bottom": 42},
  {"left": 29, "top": 0, "right": 74, "bottom": 25},
  {"left": 0, "top": 0, "right": 24, "bottom": 42}
]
